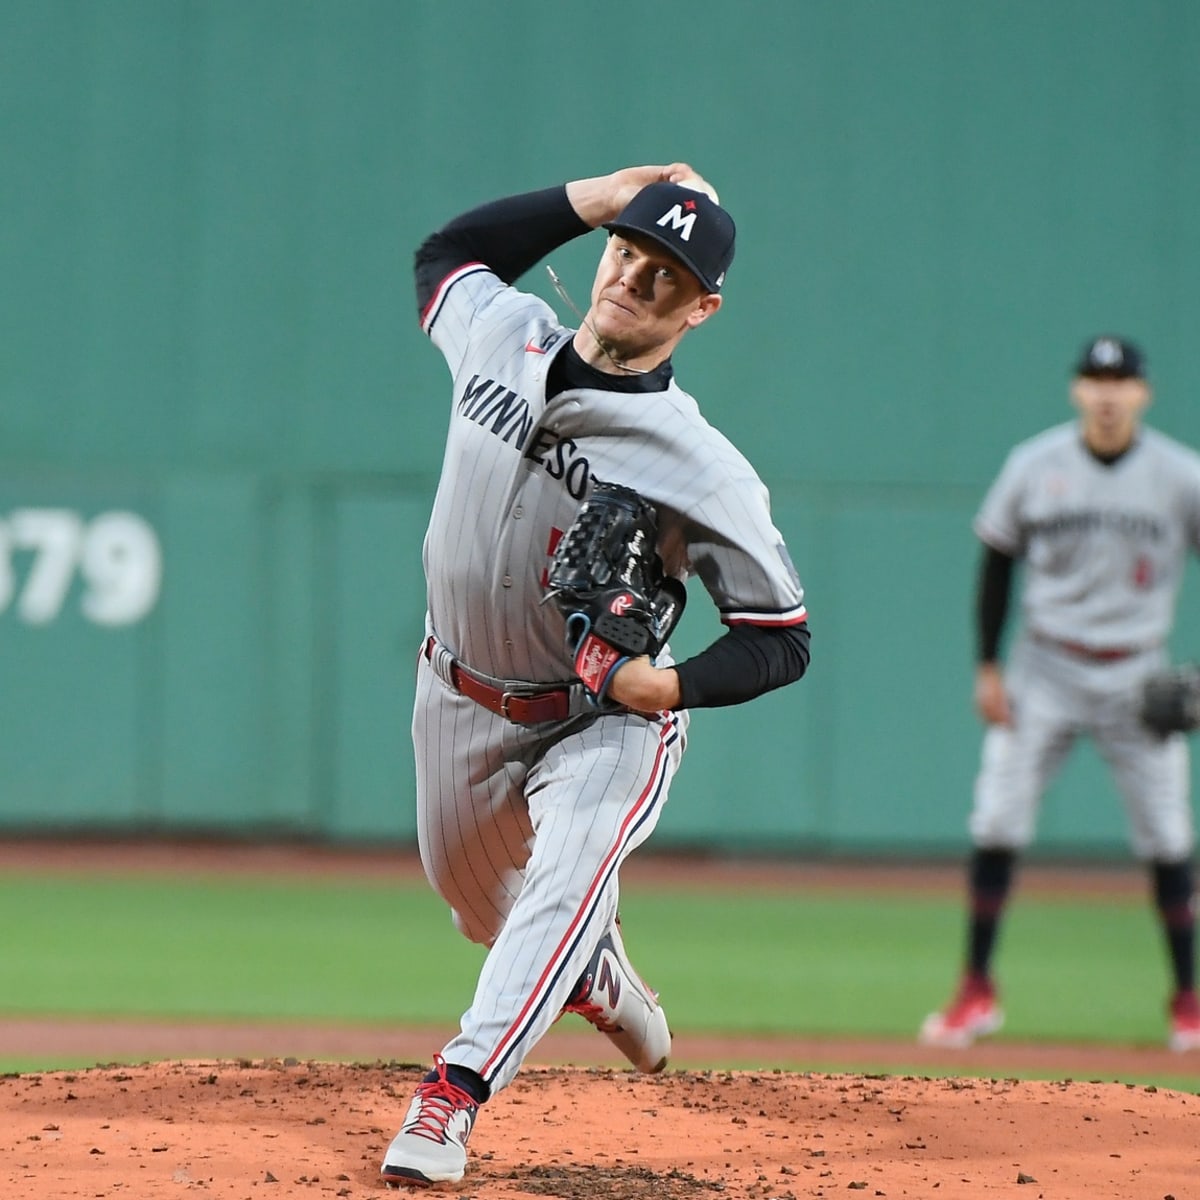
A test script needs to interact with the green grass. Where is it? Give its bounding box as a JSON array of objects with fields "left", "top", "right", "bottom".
[
  {"left": 0, "top": 876, "right": 484, "bottom": 1024},
  {"left": 0, "top": 872, "right": 1184, "bottom": 1077},
  {"left": 619, "top": 890, "right": 1171, "bottom": 1044}
]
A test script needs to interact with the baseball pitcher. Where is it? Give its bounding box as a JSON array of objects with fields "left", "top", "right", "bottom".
[{"left": 381, "top": 164, "right": 811, "bottom": 1186}]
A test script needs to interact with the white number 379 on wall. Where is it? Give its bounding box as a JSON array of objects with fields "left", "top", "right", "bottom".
[{"left": 0, "top": 509, "right": 162, "bottom": 627}]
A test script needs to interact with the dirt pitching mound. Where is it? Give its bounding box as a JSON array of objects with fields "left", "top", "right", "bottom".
[{"left": 3, "top": 1059, "right": 1198, "bottom": 1199}]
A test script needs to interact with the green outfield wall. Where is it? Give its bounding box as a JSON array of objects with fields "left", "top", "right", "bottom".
[{"left": 3, "top": 0, "right": 1200, "bottom": 856}]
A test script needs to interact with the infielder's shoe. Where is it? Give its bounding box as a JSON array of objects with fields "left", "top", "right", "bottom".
[
  {"left": 918, "top": 974, "right": 1003, "bottom": 1048},
  {"left": 564, "top": 924, "right": 672, "bottom": 1073},
  {"left": 1168, "top": 988, "right": 1200, "bottom": 1052},
  {"left": 380, "top": 1054, "right": 479, "bottom": 1187}
]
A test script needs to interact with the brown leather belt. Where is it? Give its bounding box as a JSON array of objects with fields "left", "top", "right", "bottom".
[
  {"left": 423, "top": 637, "right": 571, "bottom": 723},
  {"left": 1032, "top": 632, "right": 1144, "bottom": 662}
]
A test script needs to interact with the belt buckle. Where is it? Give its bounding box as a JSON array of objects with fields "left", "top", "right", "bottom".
[{"left": 500, "top": 691, "right": 516, "bottom": 720}]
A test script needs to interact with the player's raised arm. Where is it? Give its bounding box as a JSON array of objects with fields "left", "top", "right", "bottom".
[
  {"left": 413, "top": 186, "right": 588, "bottom": 315},
  {"left": 414, "top": 163, "right": 717, "bottom": 318}
]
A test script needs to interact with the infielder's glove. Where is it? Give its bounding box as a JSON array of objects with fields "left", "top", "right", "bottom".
[
  {"left": 1140, "top": 664, "right": 1200, "bottom": 737},
  {"left": 545, "top": 481, "right": 686, "bottom": 704}
]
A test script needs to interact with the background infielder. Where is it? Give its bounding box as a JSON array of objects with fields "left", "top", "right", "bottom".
[
  {"left": 921, "top": 335, "right": 1200, "bottom": 1052},
  {"left": 381, "top": 163, "right": 811, "bottom": 1186}
]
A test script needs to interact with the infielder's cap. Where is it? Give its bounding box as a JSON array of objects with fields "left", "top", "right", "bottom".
[
  {"left": 1074, "top": 335, "right": 1147, "bottom": 379},
  {"left": 603, "top": 181, "right": 736, "bottom": 293}
]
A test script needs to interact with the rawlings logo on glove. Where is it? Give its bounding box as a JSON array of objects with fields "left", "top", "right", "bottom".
[
  {"left": 575, "top": 632, "right": 625, "bottom": 695},
  {"left": 545, "top": 482, "right": 686, "bottom": 704}
]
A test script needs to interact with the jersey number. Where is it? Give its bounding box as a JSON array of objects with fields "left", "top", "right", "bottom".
[{"left": 539, "top": 527, "right": 564, "bottom": 590}]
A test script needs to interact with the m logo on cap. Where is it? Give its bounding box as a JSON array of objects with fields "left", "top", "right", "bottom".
[
  {"left": 1092, "top": 338, "right": 1122, "bottom": 367},
  {"left": 655, "top": 203, "right": 697, "bottom": 242}
]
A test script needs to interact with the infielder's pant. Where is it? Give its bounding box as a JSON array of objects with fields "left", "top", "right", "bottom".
[
  {"left": 411, "top": 657, "right": 688, "bottom": 1093},
  {"left": 970, "top": 635, "right": 1193, "bottom": 860}
]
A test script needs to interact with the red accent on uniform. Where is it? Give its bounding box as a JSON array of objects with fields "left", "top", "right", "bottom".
[
  {"left": 524, "top": 338, "right": 548, "bottom": 355},
  {"left": 723, "top": 607, "right": 809, "bottom": 628},
  {"left": 684, "top": 200, "right": 696, "bottom": 211},
  {"left": 420, "top": 262, "right": 487, "bottom": 329},
  {"left": 541, "top": 529, "right": 564, "bottom": 593}
]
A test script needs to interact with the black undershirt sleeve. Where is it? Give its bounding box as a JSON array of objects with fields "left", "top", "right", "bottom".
[
  {"left": 977, "top": 544, "right": 1015, "bottom": 663},
  {"left": 674, "top": 623, "right": 811, "bottom": 709},
  {"left": 414, "top": 186, "right": 588, "bottom": 315}
]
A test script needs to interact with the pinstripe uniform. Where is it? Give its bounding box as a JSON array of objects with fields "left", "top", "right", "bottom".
[
  {"left": 920, "top": 335, "right": 1200, "bottom": 1055},
  {"left": 971, "top": 422, "right": 1200, "bottom": 858},
  {"left": 416, "top": 264, "right": 805, "bottom": 1092}
]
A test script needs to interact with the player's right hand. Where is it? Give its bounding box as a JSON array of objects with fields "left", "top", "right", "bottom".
[
  {"left": 974, "top": 662, "right": 1012, "bottom": 726},
  {"left": 609, "top": 163, "right": 694, "bottom": 210},
  {"left": 567, "top": 163, "right": 714, "bottom": 227}
]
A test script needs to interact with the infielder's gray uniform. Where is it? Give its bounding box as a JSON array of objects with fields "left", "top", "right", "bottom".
[
  {"left": 417, "top": 264, "right": 805, "bottom": 1091},
  {"left": 971, "top": 422, "right": 1200, "bottom": 858}
]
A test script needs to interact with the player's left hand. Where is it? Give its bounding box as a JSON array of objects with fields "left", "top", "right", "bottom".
[
  {"left": 545, "top": 482, "right": 687, "bottom": 706},
  {"left": 974, "top": 662, "right": 1011, "bottom": 726},
  {"left": 607, "top": 657, "right": 681, "bottom": 714}
]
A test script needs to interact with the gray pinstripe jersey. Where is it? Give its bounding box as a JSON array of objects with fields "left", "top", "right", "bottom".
[
  {"left": 975, "top": 422, "right": 1200, "bottom": 649},
  {"left": 419, "top": 264, "right": 806, "bottom": 683}
]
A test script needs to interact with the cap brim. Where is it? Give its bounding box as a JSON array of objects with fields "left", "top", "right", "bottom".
[
  {"left": 602, "top": 221, "right": 720, "bottom": 292},
  {"left": 1076, "top": 368, "right": 1144, "bottom": 380}
]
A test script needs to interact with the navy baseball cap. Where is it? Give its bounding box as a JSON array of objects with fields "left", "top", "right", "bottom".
[
  {"left": 603, "top": 181, "right": 736, "bottom": 293},
  {"left": 1074, "top": 335, "right": 1147, "bottom": 379}
]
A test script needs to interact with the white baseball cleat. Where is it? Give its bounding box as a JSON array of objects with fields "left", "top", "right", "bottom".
[
  {"left": 381, "top": 1054, "right": 479, "bottom": 1187},
  {"left": 564, "top": 922, "right": 671, "bottom": 1073},
  {"left": 919, "top": 974, "right": 1004, "bottom": 1048}
]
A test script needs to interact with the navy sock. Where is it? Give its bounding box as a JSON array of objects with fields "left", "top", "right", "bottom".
[
  {"left": 966, "top": 847, "right": 1016, "bottom": 978},
  {"left": 1152, "top": 859, "right": 1196, "bottom": 993},
  {"left": 425, "top": 1062, "right": 490, "bottom": 1105}
]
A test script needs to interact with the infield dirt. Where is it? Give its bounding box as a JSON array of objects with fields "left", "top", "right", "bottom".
[
  {"left": 2, "top": 841, "right": 1198, "bottom": 1198},
  {"left": 4, "top": 1058, "right": 1199, "bottom": 1199}
]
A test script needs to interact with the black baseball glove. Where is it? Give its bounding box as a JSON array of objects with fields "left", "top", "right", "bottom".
[
  {"left": 545, "top": 481, "right": 686, "bottom": 703},
  {"left": 1140, "top": 664, "right": 1200, "bottom": 737}
]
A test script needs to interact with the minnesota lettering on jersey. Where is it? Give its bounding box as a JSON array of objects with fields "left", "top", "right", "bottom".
[
  {"left": 458, "top": 375, "right": 534, "bottom": 447},
  {"left": 455, "top": 374, "right": 596, "bottom": 500},
  {"left": 523, "top": 425, "right": 594, "bottom": 499},
  {"left": 1026, "top": 509, "right": 1166, "bottom": 541}
]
